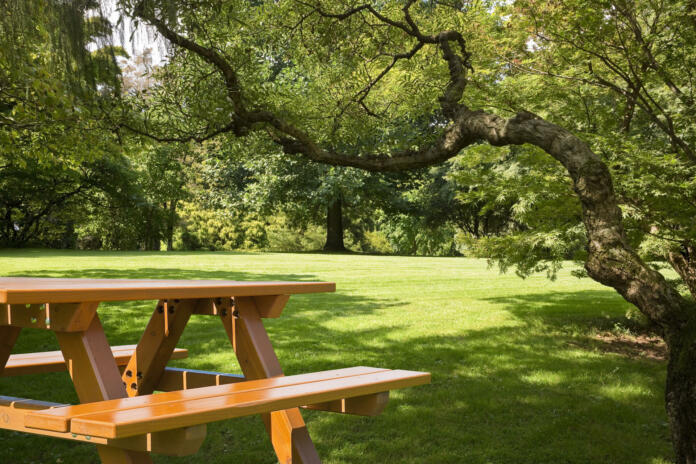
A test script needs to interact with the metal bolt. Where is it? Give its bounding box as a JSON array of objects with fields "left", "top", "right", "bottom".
[
  {"left": 126, "top": 370, "right": 132, "bottom": 377},
  {"left": 137, "top": 371, "right": 143, "bottom": 379},
  {"left": 157, "top": 305, "right": 164, "bottom": 313},
  {"left": 232, "top": 310, "right": 239, "bottom": 319},
  {"left": 131, "top": 383, "right": 138, "bottom": 390},
  {"left": 221, "top": 308, "right": 228, "bottom": 317},
  {"left": 168, "top": 306, "right": 175, "bottom": 314}
]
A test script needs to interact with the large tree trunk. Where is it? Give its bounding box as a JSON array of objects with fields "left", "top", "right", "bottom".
[
  {"left": 324, "top": 197, "right": 345, "bottom": 252},
  {"left": 666, "top": 326, "right": 696, "bottom": 464},
  {"left": 165, "top": 200, "right": 177, "bottom": 252}
]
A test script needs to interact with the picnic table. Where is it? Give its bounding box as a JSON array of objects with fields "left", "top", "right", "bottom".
[{"left": 0, "top": 277, "right": 430, "bottom": 463}]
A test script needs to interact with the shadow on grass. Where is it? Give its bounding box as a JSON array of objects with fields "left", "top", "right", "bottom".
[{"left": 0, "top": 267, "right": 673, "bottom": 464}]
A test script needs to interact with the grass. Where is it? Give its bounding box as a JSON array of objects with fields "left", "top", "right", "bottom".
[{"left": 0, "top": 249, "right": 673, "bottom": 464}]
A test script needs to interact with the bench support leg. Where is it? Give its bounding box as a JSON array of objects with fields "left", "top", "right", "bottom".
[
  {"left": 121, "top": 299, "right": 197, "bottom": 396},
  {"left": 222, "top": 296, "right": 321, "bottom": 464},
  {"left": 0, "top": 326, "right": 21, "bottom": 376},
  {"left": 55, "top": 308, "right": 153, "bottom": 464}
]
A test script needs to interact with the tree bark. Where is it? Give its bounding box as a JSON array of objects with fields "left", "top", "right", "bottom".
[
  {"left": 324, "top": 197, "right": 345, "bottom": 252},
  {"left": 666, "top": 326, "right": 696, "bottom": 464},
  {"left": 165, "top": 200, "right": 177, "bottom": 252},
  {"left": 668, "top": 245, "right": 696, "bottom": 300}
]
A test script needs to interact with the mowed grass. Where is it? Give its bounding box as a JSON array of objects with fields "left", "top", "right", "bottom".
[{"left": 0, "top": 249, "right": 673, "bottom": 463}]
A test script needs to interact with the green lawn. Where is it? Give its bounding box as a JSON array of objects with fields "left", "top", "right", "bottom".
[{"left": 0, "top": 250, "right": 672, "bottom": 463}]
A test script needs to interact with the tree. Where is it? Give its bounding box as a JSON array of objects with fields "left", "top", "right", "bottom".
[
  {"left": 117, "top": 1, "right": 696, "bottom": 459},
  {"left": 0, "top": 0, "right": 127, "bottom": 247},
  {"left": 189, "top": 134, "right": 419, "bottom": 252}
]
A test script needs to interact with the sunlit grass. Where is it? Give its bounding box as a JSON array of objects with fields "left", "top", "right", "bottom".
[{"left": 0, "top": 249, "right": 673, "bottom": 463}]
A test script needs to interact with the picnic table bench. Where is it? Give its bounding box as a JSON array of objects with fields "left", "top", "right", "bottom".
[{"left": 0, "top": 277, "right": 430, "bottom": 463}]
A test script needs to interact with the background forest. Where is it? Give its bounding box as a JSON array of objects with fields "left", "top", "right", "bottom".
[{"left": 0, "top": 0, "right": 545, "bottom": 258}]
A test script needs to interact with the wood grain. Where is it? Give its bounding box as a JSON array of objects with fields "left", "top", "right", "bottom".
[
  {"left": 0, "top": 325, "right": 21, "bottom": 377},
  {"left": 227, "top": 296, "right": 319, "bottom": 463},
  {"left": 30, "top": 369, "right": 430, "bottom": 439},
  {"left": 55, "top": 312, "right": 154, "bottom": 464},
  {"left": 0, "top": 278, "right": 335, "bottom": 304},
  {"left": 26, "top": 367, "right": 386, "bottom": 432},
  {"left": 3, "top": 345, "right": 188, "bottom": 377},
  {"left": 121, "top": 300, "right": 196, "bottom": 397}
]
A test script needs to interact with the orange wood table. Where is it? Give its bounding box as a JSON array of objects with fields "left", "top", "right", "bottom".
[{"left": 0, "top": 277, "right": 339, "bottom": 463}]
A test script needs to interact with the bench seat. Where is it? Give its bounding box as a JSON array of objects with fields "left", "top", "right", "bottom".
[
  {"left": 3, "top": 345, "right": 188, "bottom": 377},
  {"left": 25, "top": 366, "right": 430, "bottom": 439}
]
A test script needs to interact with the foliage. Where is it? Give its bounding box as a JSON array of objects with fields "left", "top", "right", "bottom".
[
  {"left": 177, "top": 201, "right": 267, "bottom": 251},
  {"left": 474, "top": 0, "right": 696, "bottom": 291},
  {"left": 0, "top": 0, "right": 127, "bottom": 247}
]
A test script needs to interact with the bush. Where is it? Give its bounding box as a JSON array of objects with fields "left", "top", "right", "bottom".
[
  {"left": 264, "top": 216, "right": 324, "bottom": 252},
  {"left": 177, "top": 202, "right": 268, "bottom": 251}
]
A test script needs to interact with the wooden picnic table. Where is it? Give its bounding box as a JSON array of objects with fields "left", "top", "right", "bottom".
[{"left": 0, "top": 277, "right": 429, "bottom": 464}]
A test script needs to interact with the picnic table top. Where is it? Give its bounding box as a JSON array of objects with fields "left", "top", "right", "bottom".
[{"left": 0, "top": 277, "right": 335, "bottom": 304}]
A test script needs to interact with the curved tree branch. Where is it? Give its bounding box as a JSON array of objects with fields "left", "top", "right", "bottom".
[{"left": 130, "top": 0, "right": 691, "bottom": 333}]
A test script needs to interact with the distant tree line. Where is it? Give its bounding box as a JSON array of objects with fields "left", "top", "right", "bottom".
[{"left": 0, "top": 1, "right": 519, "bottom": 254}]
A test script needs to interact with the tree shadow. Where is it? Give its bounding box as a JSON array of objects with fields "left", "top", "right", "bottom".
[{"left": 298, "top": 290, "right": 670, "bottom": 463}]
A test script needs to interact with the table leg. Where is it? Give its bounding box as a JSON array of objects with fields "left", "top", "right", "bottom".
[
  {"left": 55, "top": 307, "right": 153, "bottom": 464},
  {"left": 121, "top": 299, "right": 197, "bottom": 396},
  {"left": 221, "top": 297, "right": 321, "bottom": 464},
  {"left": 0, "top": 326, "right": 21, "bottom": 376}
]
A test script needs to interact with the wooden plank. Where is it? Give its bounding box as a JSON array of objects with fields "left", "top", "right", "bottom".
[
  {"left": 254, "top": 295, "right": 290, "bottom": 318},
  {"left": 121, "top": 300, "right": 197, "bottom": 397},
  {"left": 110, "top": 424, "right": 207, "bottom": 456},
  {"left": 191, "top": 298, "right": 229, "bottom": 316},
  {"left": 0, "top": 396, "right": 206, "bottom": 456},
  {"left": 3, "top": 346, "right": 188, "bottom": 377},
  {"left": 26, "top": 367, "right": 387, "bottom": 433},
  {"left": 1, "top": 302, "right": 97, "bottom": 331},
  {"left": 0, "top": 278, "right": 335, "bottom": 304},
  {"left": 55, "top": 311, "right": 153, "bottom": 464},
  {"left": 0, "top": 325, "right": 21, "bottom": 377},
  {"left": 0, "top": 396, "right": 204, "bottom": 456},
  {"left": 302, "top": 392, "right": 390, "bottom": 416},
  {"left": 153, "top": 366, "right": 387, "bottom": 416},
  {"left": 170, "top": 295, "right": 288, "bottom": 318},
  {"left": 226, "top": 296, "right": 320, "bottom": 464},
  {"left": 155, "top": 367, "right": 245, "bottom": 391},
  {"left": 61, "top": 370, "right": 431, "bottom": 439}
]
